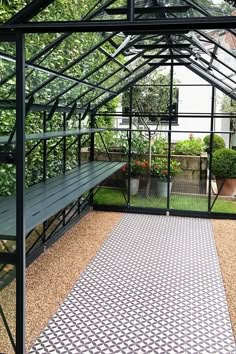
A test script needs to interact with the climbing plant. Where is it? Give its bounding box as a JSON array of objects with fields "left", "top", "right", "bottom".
[{"left": 0, "top": 1, "right": 121, "bottom": 196}]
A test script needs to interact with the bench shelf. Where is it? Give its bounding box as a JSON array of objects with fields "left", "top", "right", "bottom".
[
  {"left": 0, "top": 128, "right": 106, "bottom": 145},
  {"left": 0, "top": 161, "right": 125, "bottom": 241}
]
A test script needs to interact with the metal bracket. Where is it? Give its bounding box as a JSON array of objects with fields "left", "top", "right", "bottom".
[{"left": 0, "top": 146, "right": 16, "bottom": 164}]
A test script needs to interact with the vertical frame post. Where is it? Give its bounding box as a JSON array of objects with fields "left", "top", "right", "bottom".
[
  {"left": 167, "top": 60, "right": 174, "bottom": 211},
  {"left": 63, "top": 112, "right": 67, "bottom": 173},
  {"left": 127, "top": 0, "right": 134, "bottom": 21},
  {"left": 78, "top": 112, "right": 81, "bottom": 215},
  {"left": 90, "top": 110, "right": 95, "bottom": 162},
  {"left": 43, "top": 111, "right": 47, "bottom": 180},
  {"left": 63, "top": 112, "right": 67, "bottom": 226},
  {"left": 15, "top": 31, "right": 26, "bottom": 354},
  {"left": 89, "top": 110, "right": 95, "bottom": 206},
  {"left": 78, "top": 112, "right": 81, "bottom": 166},
  {"left": 43, "top": 111, "right": 47, "bottom": 243},
  {"left": 127, "top": 86, "right": 133, "bottom": 207},
  {"left": 208, "top": 86, "right": 215, "bottom": 212}
]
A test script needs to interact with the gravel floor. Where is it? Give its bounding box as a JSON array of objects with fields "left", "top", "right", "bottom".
[
  {"left": 213, "top": 219, "right": 236, "bottom": 339},
  {"left": 0, "top": 214, "right": 235, "bottom": 353},
  {"left": 0, "top": 211, "right": 123, "bottom": 354}
]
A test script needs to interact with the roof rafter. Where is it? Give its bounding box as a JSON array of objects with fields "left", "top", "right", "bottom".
[{"left": 0, "top": 17, "right": 235, "bottom": 34}]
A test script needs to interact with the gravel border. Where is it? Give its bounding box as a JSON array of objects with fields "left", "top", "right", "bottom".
[{"left": 213, "top": 219, "right": 236, "bottom": 339}]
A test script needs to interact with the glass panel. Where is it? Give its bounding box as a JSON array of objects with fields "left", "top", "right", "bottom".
[
  {"left": 210, "top": 131, "right": 236, "bottom": 214},
  {"left": 129, "top": 129, "right": 168, "bottom": 209},
  {"left": 0, "top": 57, "right": 16, "bottom": 100},
  {"left": 34, "top": 77, "right": 75, "bottom": 104},
  {"left": 32, "top": 0, "right": 114, "bottom": 22},
  {"left": 88, "top": 62, "right": 121, "bottom": 85},
  {"left": 59, "top": 83, "right": 89, "bottom": 106},
  {"left": 25, "top": 67, "right": 52, "bottom": 95},
  {"left": 170, "top": 132, "right": 208, "bottom": 212},
  {"left": 65, "top": 50, "right": 107, "bottom": 78},
  {"left": 0, "top": 42, "right": 16, "bottom": 57},
  {"left": 25, "top": 33, "right": 60, "bottom": 61},
  {"left": 94, "top": 121, "right": 128, "bottom": 207},
  {"left": 0, "top": 2, "right": 26, "bottom": 22},
  {"left": 33, "top": 32, "right": 104, "bottom": 71},
  {"left": 77, "top": 88, "right": 103, "bottom": 109}
]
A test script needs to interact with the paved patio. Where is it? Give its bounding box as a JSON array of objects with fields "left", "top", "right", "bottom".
[{"left": 29, "top": 214, "right": 236, "bottom": 354}]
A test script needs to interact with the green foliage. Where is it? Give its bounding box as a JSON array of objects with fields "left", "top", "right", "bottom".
[
  {"left": 221, "top": 95, "right": 236, "bottom": 114},
  {"left": 151, "top": 158, "right": 181, "bottom": 180},
  {"left": 130, "top": 133, "right": 149, "bottom": 154},
  {"left": 0, "top": 164, "right": 16, "bottom": 196},
  {"left": 119, "top": 132, "right": 168, "bottom": 155},
  {"left": 0, "top": 2, "right": 121, "bottom": 197},
  {"left": 151, "top": 136, "right": 167, "bottom": 154},
  {"left": 221, "top": 95, "right": 236, "bottom": 132},
  {"left": 117, "top": 131, "right": 149, "bottom": 155},
  {"left": 203, "top": 134, "right": 225, "bottom": 153},
  {"left": 212, "top": 148, "right": 236, "bottom": 178},
  {"left": 173, "top": 136, "right": 203, "bottom": 156}
]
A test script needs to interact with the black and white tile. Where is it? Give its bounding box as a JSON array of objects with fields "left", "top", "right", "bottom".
[{"left": 29, "top": 214, "right": 236, "bottom": 354}]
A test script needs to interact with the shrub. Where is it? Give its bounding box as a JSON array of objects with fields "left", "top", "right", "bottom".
[
  {"left": 203, "top": 134, "right": 225, "bottom": 153},
  {"left": 151, "top": 136, "right": 167, "bottom": 154},
  {"left": 151, "top": 158, "right": 181, "bottom": 180},
  {"left": 173, "top": 136, "right": 203, "bottom": 156},
  {"left": 212, "top": 148, "right": 236, "bottom": 178}
]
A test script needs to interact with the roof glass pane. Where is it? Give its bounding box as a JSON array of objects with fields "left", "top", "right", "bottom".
[
  {"left": 77, "top": 88, "right": 103, "bottom": 109},
  {"left": 32, "top": 32, "right": 104, "bottom": 72},
  {"left": 0, "top": 1, "right": 28, "bottom": 23},
  {"left": 0, "top": 56, "right": 16, "bottom": 100},
  {"left": 34, "top": 77, "right": 75, "bottom": 104},
  {"left": 58, "top": 83, "right": 91, "bottom": 106},
  {"left": 25, "top": 33, "right": 61, "bottom": 61},
  {"left": 100, "top": 69, "right": 129, "bottom": 89},
  {"left": 65, "top": 50, "right": 108, "bottom": 78},
  {"left": 25, "top": 68, "right": 52, "bottom": 95},
  {"left": 87, "top": 62, "right": 121, "bottom": 85},
  {"left": 32, "top": 0, "right": 114, "bottom": 22}
]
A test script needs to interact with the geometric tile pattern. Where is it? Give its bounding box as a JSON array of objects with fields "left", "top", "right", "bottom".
[{"left": 29, "top": 214, "right": 236, "bottom": 354}]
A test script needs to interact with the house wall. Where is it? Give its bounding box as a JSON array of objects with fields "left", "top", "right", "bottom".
[
  {"left": 158, "top": 66, "right": 212, "bottom": 142},
  {"left": 117, "top": 66, "right": 232, "bottom": 144}
]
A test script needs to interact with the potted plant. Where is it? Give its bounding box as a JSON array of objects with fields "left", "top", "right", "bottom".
[
  {"left": 212, "top": 148, "right": 236, "bottom": 196},
  {"left": 121, "top": 160, "right": 149, "bottom": 195},
  {"left": 150, "top": 157, "right": 181, "bottom": 197}
]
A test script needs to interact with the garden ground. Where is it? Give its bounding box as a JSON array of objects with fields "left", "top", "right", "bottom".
[
  {"left": 0, "top": 212, "right": 235, "bottom": 353},
  {"left": 94, "top": 186, "right": 236, "bottom": 213}
]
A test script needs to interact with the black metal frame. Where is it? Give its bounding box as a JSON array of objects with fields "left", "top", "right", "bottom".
[{"left": 0, "top": 1, "right": 235, "bottom": 353}]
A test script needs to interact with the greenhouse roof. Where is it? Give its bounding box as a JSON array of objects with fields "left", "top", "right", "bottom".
[{"left": 0, "top": 0, "right": 235, "bottom": 112}]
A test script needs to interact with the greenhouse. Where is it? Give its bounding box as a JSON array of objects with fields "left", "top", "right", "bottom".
[{"left": 0, "top": 0, "right": 236, "bottom": 353}]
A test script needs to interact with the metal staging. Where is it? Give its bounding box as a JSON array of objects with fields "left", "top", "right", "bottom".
[{"left": 0, "top": 1, "right": 235, "bottom": 353}]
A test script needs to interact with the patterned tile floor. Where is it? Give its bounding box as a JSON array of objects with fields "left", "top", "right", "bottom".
[{"left": 29, "top": 214, "right": 236, "bottom": 354}]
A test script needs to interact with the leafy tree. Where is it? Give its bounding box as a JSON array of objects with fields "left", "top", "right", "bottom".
[{"left": 122, "top": 71, "right": 177, "bottom": 117}]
